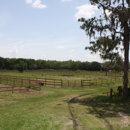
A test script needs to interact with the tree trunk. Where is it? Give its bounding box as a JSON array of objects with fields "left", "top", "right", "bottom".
[{"left": 123, "top": 23, "right": 129, "bottom": 101}]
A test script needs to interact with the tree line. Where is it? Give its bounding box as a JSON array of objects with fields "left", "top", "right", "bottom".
[{"left": 0, "top": 56, "right": 124, "bottom": 73}]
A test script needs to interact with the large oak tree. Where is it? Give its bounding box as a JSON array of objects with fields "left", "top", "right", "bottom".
[{"left": 78, "top": 0, "right": 130, "bottom": 101}]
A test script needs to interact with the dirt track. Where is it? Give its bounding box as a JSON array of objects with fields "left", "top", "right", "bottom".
[{"left": 68, "top": 93, "right": 114, "bottom": 130}]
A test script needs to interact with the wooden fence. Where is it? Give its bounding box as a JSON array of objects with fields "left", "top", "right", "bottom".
[
  {"left": 0, "top": 85, "right": 29, "bottom": 93},
  {"left": 81, "top": 77, "right": 122, "bottom": 87},
  {"left": 0, "top": 75, "right": 63, "bottom": 93},
  {"left": 36, "top": 78, "right": 63, "bottom": 87},
  {"left": 0, "top": 75, "right": 123, "bottom": 93},
  {"left": 62, "top": 80, "right": 81, "bottom": 88}
]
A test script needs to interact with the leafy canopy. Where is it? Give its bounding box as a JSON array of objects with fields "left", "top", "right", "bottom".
[{"left": 78, "top": 0, "right": 130, "bottom": 101}]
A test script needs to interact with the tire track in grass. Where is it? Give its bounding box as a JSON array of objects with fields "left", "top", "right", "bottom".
[
  {"left": 68, "top": 93, "right": 114, "bottom": 130},
  {"left": 68, "top": 102, "right": 78, "bottom": 130},
  {"left": 68, "top": 93, "right": 92, "bottom": 130}
]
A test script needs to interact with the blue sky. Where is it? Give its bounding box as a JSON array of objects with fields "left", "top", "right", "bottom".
[{"left": 0, "top": 0, "right": 104, "bottom": 62}]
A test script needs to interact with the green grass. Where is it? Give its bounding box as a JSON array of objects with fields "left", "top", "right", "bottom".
[
  {"left": 0, "top": 86, "right": 130, "bottom": 130},
  {"left": 0, "top": 69, "right": 124, "bottom": 78},
  {"left": 0, "top": 87, "right": 88, "bottom": 130},
  {"left": 0, "top": 70, "right": 129, "bottom": 130}
]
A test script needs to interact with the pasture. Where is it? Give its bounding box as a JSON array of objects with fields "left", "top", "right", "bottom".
[{"left": 0, "top": 70, "right": 130, "bottom": 130}]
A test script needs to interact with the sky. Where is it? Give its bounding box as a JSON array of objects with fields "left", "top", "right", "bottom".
[{"left": 0, "top": 0, "right": 104, "bottom": 62}]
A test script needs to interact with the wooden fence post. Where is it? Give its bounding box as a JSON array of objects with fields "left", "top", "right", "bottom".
[
  {"left": 61, "top": 79, "right": 63, "bottom": 88},
  {"left": 13, "top": 78, "right": 15, "bottom": 87},
  {"left": 90, "top": 80, "right": 92, "bottom": 87},
  {"left": 54, "top": 79, "right": 55, "bottom": 87},
  {"left": 45, "top": 78, "right": 46, "bottom": 86},
  {"left": 81, "top": 80, "right": 83, "bottom": 87},
  {"left": 29, "top": 78, "right": 31, "bottom": 88},
  {"left": 21, "top": 78, "right": 23, "bottom": 87},
  {"left": 12, "top": 78, "right": 15, "bottom": 94}
]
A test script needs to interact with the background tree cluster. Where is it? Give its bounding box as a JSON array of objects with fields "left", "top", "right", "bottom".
[{"left": 0, "top": 56, "right": 124, "bottom": 72}]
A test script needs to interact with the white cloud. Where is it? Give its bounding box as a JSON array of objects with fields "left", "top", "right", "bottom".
[
  {"left": 32, "top": 0, "right": 47, "bottom": 8},
  {"left": 25, "top": 0, "right": 32, "bottom": 4},
  {"left": 61, "top": 0, "right": 72, "bottom": 2},
  {"left": 9, "top": 46, "right": 18, "bottom": 58},
  {"left": 75, "top": 4, "right": 98, "bottom": 19},
  {"left": 25, "top": 0, "right": 47, "bottom": 9},
  {"left": 55, "top": 45, "right": 65, "bottom": 49}
]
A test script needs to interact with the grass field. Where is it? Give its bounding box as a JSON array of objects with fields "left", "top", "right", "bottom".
[
  {"left": 0, "top": 70, "right": 130, "bottom": 130},
  {"left": 0, "top": 69, "right": 124, "bottom": 78}
]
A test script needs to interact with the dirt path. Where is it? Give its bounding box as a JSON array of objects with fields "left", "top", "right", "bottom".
[
  {"left": 67, "top": 93, "right": 114, "bottom": 130},
  {"left": 68, "top": 97, "right": 78, "bottom": 130},
  {"left": 67, "top": 93, "right": 92, "bottom": 130}
]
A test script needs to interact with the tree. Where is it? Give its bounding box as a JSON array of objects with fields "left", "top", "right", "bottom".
[
  {"left": 111, "top": 54, "right": 123, "bottom": 72},
  {"left": 79, "top": 61, "right": 91, "bottom": 70},
  {"left": 85, "top": 36, "right": 121, "bottom": 74},
  {"left": 78, "top": 0, "right": 130, "bottom": 101},
  {"left": 90, "top": 61, "right": 101, "bottom": 71},
  {"left": 86, "top": 36, "right": 123, "bottom": 73},
  {"left": 0, "top": 57, "right": 5, "bottom": 69},
  {"left": 26, "top": 59, "right": 35, "bottom": 70},
  {"left": 16, "top": 61, "right": 27, "bottom": 73},
  {"left": 85, "top": 36, "right": 120, "bottom": 61},
  {"left": 36, "top": 60, "right": 47, "bottom": 69},
  {"left": 102, "top": 61, "right": 112, "bottom": 76}
]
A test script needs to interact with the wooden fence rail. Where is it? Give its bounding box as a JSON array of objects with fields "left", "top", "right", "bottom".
[
  {"left": 0, "top": 75, "right": 63, "bottom": 93},
  {"left": 0, "top": 86, "right": 29, "bottom": 93},
  {"left": 36, "top": 78, "right": 63, "bottom": 87},
  {"left": 0, "top": 75, "right": 123, "bottom": 92},
  {"left": 81, "top": 77, "right": 122, "bottom": 87}
]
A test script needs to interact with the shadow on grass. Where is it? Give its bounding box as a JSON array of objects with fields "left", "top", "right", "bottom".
[{"left": 67, "top": 94, "right": 130, "bottom": 118}]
